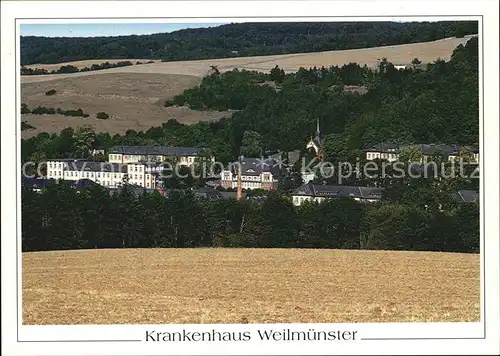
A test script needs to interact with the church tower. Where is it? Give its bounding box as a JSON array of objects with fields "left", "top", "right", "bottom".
[{"left": 306, "top": 119, "right": 324, "bottom": 162}]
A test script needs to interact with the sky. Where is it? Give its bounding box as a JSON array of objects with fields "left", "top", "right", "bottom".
[{"left": 20, "top": 23, "right": 228, "bottom": 37}]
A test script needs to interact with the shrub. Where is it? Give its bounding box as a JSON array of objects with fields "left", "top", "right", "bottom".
[
  {"left": 57, "top": 65, "right": 79, "bottom": 74},
  {"left": 31, "top": 106, "right": 56, "bottom": 115},
  {"left": 63, "top": 108, "right": 84, "bottom": 117},
  {"left": 21, "top": 121, "right": 35, "bottom": 131},
  {"left": 96, "top": 112, "right": 109, "bottom": 120},
  {"left": 20, "top": 67, "right": 48, "bottom": 76},
  {"left": 21, "top": 103, "right": 31, "bottom": 114},
  {"left": 45, "top": 89, "right": 56, "bottom": 96}
]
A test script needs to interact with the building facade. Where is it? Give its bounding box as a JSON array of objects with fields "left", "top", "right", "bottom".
[
  {"left": 291, "top": 182, "right": 383, "bottom": 206},
  {"left": 364, "top": 143, "right": 479, "bottom": 163},
  {"left": 220, "top": 157, "right": 281, "bottom": 190},
  {"left": 46, "top": 159, "right": 159, "bottom": 189},
  {"left": 107, "top": 145, "right": 211, "bottom": 167}
]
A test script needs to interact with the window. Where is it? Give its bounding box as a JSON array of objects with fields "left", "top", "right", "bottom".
[
  {"left": 86, "top": 172, "right": 89, "bottom": 178},
  {"left": 134, "top": 166, "right": 137, "bottom": 172},
  {"left": 134, "top": 174, "right": 137, "bottom": 180}
]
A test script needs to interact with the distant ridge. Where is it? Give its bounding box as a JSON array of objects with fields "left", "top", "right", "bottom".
[{"left": 20, "top": 21, "right": 478, "bottom": 65}]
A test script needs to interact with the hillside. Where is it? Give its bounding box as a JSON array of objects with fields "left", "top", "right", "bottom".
[
  {"left": 22, "top": 35, "right": 474, "bottom": 83},
  {"left": 20, "top": 36, "right": 475, "bottom": 137},
  {"left": 21, "top": 73, "right": 232, "bottom": 138},
  {"left": 22, "top": 248, "right": 480, "bottom": 324},
  {"left": 20, "top": 21, "right": 478, "bottom": 65}
]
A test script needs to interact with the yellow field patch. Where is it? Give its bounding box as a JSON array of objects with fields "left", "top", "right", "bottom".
[{"left": 22, "top": 248, "right": 480, "bottom": 324}]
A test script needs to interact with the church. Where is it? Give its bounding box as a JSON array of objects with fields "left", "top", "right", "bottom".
[
  {"left": 306, "top": 119, "right": 324, "bottom": 162},
  {"left": 302, "top": 119, "right": 325, "bottom": 184}
]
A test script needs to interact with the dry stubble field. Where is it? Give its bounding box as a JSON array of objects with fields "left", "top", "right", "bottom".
[
  {"left": 22, "top": 248, "right": 480, "bottom": 325},
  {"left": 21, "top": 73, "right": 233, "bottom": 138},
  {"left": 20, "top": 36, "right": 474, "bottom": 137}
]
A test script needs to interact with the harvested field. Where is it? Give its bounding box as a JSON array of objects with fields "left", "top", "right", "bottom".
[
  {"left": 22, "top": 248, "right": 480, "bottom": 325},
  {"left": 21, "top": 36, "right": 474, "bottom": 84},
  {"left": 21, "top": 73, "right": 232, "bottom": 137}
]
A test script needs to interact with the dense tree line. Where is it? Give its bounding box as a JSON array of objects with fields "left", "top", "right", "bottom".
[
  {"left": 20, "top": 61, "right": 135, "bottom": 76},
  {"left": 22, "top": 182, "right": 478, "bottom": 253},
  {"left": 22, "top": 104, "right": 89, "bottom": 118},
  {"left": 20, "top": 21, "right": 477, "bottom": 65}
]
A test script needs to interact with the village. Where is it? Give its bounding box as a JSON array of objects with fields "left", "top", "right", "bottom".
[{"left": 21, "top": 120, "right": 480, "bottom": 206}]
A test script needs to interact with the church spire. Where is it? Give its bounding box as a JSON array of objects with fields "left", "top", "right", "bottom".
[{"left": 315, "top": 119, "right": 322, "bottom": 146}]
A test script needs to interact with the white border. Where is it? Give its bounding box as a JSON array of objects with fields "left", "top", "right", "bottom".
[{"left": 2, "top": 1, "right": 499, "bottom": 355}]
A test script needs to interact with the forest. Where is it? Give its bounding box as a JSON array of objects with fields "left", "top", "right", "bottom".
[
  {"left": 20, "top": 21, "right": 477, "bottom": 65},
  {"left": 22, "top": 182, "right": 478, "bottom": 253}
]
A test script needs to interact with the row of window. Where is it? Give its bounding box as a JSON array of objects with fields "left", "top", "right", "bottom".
[
  {"left": 48, "top": 170, "right": 62, "bottom": 176},
  {"left": 293, "top": 196, "right": 323, "bottom": 204},
  {"left": 129, "top": 165, "right": 144, "bottom": 172},
  {"left": 241, "top": 175, "right": 261, "bottom": 181},
  {"left": 223, "top": 174, "right": 275, "bottom": 182},
  {"left": 61, "top": 171, "right": 123, "bottom": 179},
  {"left": 110, "top": 154, "right": 196, "bottom": 162},
  {"left": 48, "top": 162, "right": 63, "bottom": 169},
  {"left": 366, "top": 152, "right": 398, "bottom": 160},
  {"left": 235, "top": 182, "right": 262, "bottom": 189}
]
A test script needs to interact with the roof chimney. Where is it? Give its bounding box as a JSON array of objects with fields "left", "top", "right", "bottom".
[{"left": 236, "top": 162, "right": 243, "bottom": 201}]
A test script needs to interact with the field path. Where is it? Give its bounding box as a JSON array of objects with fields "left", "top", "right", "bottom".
[{"left": 22, "top": 248, "right": 480, "bottom": 324}]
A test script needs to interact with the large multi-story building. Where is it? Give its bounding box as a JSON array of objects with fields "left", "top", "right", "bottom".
[
  {"left": 364, "top": 143, "right": 479, "bottom": 163},
  {"left": 46, "top": 159, "right": 161, "bottom": 189},
  {"left": 107, "top": 145, "right": 211, "bottom": 167},
  {"left": 46, "top": 145, "right": 212, "bottom": 189},
  {"left": 291, "top": 182, "right": 383, "bottom": 206},
  {"left": 220, "top": 157, "right": 282, "bottom": 190}
]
